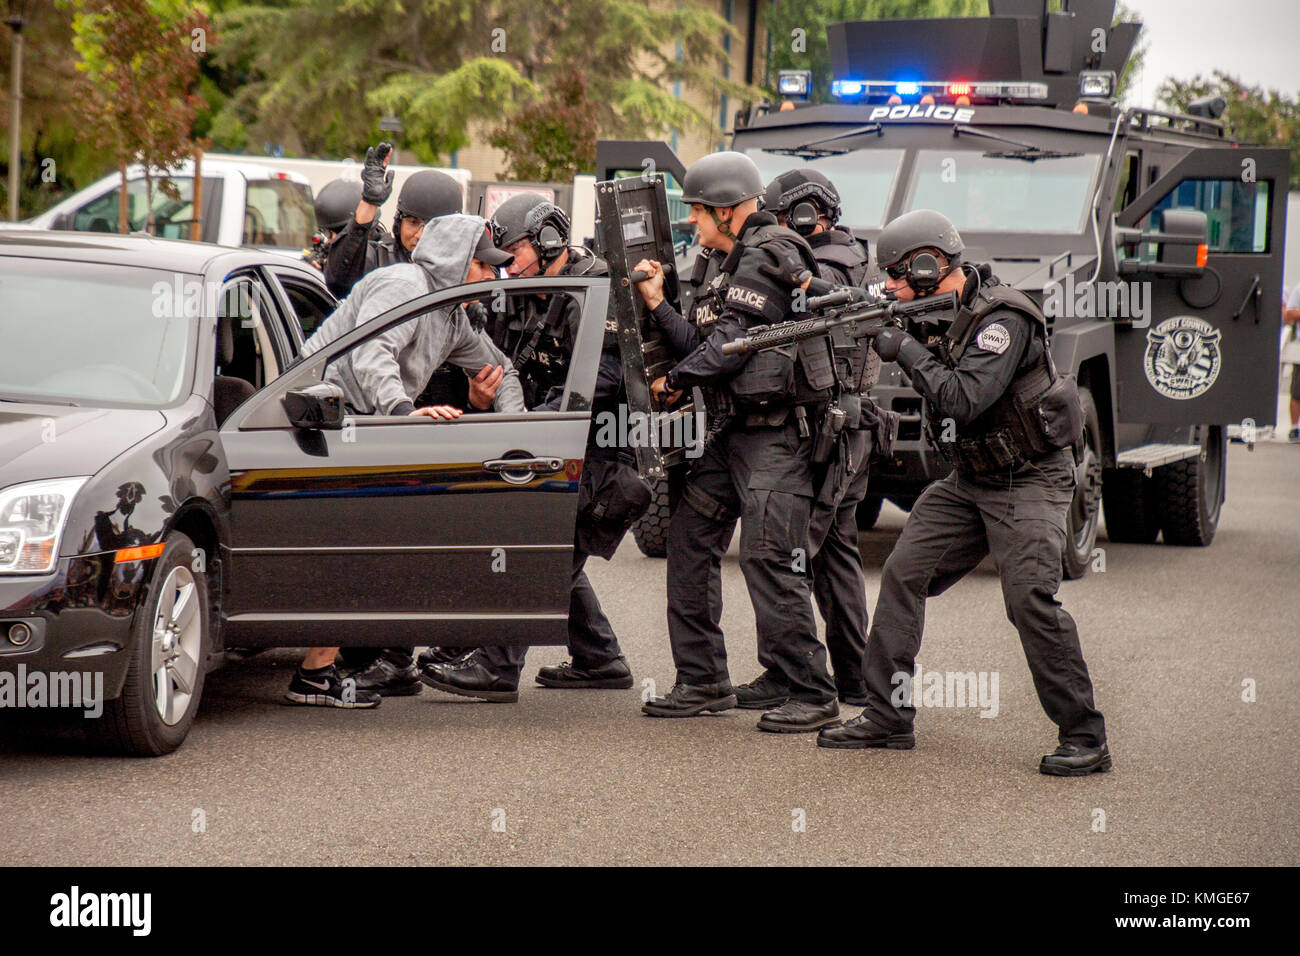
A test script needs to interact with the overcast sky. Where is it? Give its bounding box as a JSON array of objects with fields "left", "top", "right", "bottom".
[{"left": 1123, "top": 0, "right": 1300, "bottom": 105}]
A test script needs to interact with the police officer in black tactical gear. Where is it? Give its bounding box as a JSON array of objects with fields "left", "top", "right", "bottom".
[
  {"left": 305, "top": 178, "right": 363, "bottom": 271},
  {"left": 419, "top": 193, "right": 640, "bottom": 701},
  {"left": 323, "top": 142, "right": 464, "bottom": 298},
  {"left": 631, "top": 151, "right": 840, "bottom": 733},
  {"left": 728, "top": 168, "right": 887, "bottom": 711},
  {"left": 816, "top": 209, "right": 1111, "bottom": 776}
]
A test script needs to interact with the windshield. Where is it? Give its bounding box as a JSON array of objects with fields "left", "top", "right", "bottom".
[
  {"left": 0, "top": 260, "right": 196, "bottom": 407},
  {"left": 244, "top": 179, "right": 314, "bottom": 248},
  {"left": 747, "top": 148, "right": 904, "bottom": 228},
  {"left": 905, "top": 150, "right": 1102, "bottom": 233}
]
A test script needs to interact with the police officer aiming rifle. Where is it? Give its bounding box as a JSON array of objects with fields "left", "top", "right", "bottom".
[
  {"left": 304, "top": 178, "right": 362, "bottom": 272},
  {"left": 810, "top": 209, "right": 1110, "bottom": 776}
]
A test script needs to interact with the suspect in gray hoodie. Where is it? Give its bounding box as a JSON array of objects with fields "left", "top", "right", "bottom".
[{"left": 301, "top": 214, "right": 525, "bottom": 415}]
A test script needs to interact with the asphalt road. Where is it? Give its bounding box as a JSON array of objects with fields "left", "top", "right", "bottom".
[{"left": 2, "top": 442, "right": 1297, "bottom": 866}]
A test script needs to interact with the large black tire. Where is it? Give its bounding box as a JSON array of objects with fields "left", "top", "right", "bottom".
[
  {"left": 1062, "top": 387, "right": 1103, "bottom": 580},
  {"left": 89, "top": 531, "right": 210, "bottom": 756},
  {"left": 631, "top": 478, "right": 671, "bottom": 558},
  {"left": 1102, "top": 468, "right": 1160, "bottom": 544},
  {"left": 1156, "top": 425, "right": 1226, "bottom": 546},
  {"left": 855, "top": 495, "right": 884, "bottom": 530}
]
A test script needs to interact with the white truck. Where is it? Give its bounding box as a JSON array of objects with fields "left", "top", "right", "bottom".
[{"left": 18, "top": 157, "right": 317, "bottom": 254}]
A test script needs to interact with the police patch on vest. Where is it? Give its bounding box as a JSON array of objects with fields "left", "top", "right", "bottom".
[
  {"left": 1144, "top": 316, "right": 1222, "bottom": 400},
  {"left": 975, "top": 323, "right": 1011, "bottom": 354},
  {"left": 725, "top": 285, "right": 768, "bottom": 312}
]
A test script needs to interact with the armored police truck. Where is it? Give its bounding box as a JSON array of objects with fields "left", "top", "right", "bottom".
[{"left": 599, "top": 0, "right": 1288, "bottom": 578}]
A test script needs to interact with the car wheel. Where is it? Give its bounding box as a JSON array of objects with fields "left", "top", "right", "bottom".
[
  {"left": 855, "top": 495, "right": 883, "bottom": 530},
  {"left": 89, "top": 531, "right": 210, "bottom": 756},
  {"left": 1062, "top": 387, "right": 1103, "bottom": 580},
  {"left": 1156, "top": 424, "right": 1226, "bottom": 546},
  {"left": 631, "top": 477, "right": 671, "bottom": 558}
]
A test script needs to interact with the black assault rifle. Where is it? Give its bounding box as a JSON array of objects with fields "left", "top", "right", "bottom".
[{"left": 721, "top": 285, "right": 959, "bottom": 356}]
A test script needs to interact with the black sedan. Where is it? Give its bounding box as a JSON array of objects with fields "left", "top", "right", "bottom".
[{"left": 0, "top": 231, "right": 610, "bottom": 755}]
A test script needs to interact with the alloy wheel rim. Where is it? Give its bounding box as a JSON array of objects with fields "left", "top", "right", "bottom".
[{"left": 150, "top": 566, "right": 201, "bottom": 726}]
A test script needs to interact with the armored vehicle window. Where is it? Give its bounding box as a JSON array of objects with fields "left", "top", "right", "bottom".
[
  {"left": 905, "top": 150, "right": 1101, "bottom": 233},
  {"left": 1137, "top": 178, "right": 1271, "bottom": 255},
  {"left": 746, "top": 148, "right": 904, "bottom": 228}
]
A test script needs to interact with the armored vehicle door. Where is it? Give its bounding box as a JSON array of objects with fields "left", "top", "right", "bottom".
[{"left": 1112, "top": 145, "right": 1289, "bottom": 426}]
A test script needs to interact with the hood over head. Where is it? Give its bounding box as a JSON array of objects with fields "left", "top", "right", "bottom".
[{"left": 411, "top": 214, "right": 498, "bottom": 291}]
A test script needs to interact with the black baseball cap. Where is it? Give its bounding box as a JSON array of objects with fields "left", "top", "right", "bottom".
[{"left": 474, "top": 227, "right": 514, "bottom": 267}]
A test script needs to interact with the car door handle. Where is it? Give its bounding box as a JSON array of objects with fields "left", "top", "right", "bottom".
[{"left": 482, "top": 457, "right": 564, "bottom": 484}]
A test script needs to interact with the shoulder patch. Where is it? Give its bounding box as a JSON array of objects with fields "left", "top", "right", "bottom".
[{"left": 975, "top": 322, "right": 1011, "bottom": 355}]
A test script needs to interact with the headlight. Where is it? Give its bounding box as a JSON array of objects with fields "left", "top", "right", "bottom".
[{"left": 0, "top": 477, "right": 90, "bottom": 575}]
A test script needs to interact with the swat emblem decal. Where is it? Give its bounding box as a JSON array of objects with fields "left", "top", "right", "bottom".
[
  {"left": 1144, "top": 316, "right": 1222, "bottom": 400},
  {"left": 975, "top": 323, "right": 1011, "bottom": 355}
]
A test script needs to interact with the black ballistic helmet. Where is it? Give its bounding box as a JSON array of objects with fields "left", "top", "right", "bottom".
[
  {"left": 762, "top": 168, "right": 842, "bottom": 232},
  {"left": 680, "top": 151, "right": 764, "bottom": 208},
  {"left": 314, "top": 178, "right": 362, "bottom": 232},
  {"left": 396, "top": 170, "right": 464, "bottom": 222},
  {"left": 875, "top": 209, "right": 964, "bottom": 271},
  {"left": 490, "top": 193, "right": 571, "bottom": 252}
]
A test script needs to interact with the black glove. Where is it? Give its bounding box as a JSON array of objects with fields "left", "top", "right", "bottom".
[
  {"left": 361, "top": 142, "right": 395, "bottom": 206},
  {"left": 871, "top": 325, "right": 910, "bottom": 363}
]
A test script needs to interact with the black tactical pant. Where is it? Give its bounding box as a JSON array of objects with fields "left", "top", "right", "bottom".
[
  {"left": 478, "top": 548, "right": 622, "bottom": 685},
  {"left": 810, "top": 428, "right": 872, "bottom": 695},
  {"left": 861, "top": 448, "right": 1106, "bottom": 746},
  {"left": 666, "top": 418, "right": 836, "bottom": 704}
]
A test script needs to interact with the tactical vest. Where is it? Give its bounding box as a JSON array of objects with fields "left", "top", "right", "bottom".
[
  {"left": 723, "top": 221, "right": 837, "bottom": 414},
  {"left": 809, "top": 228, "right": 879, "bottom": 394},
  {"left": 493, "top": 248, "right": 607, "bottom": 408},
  {"left": 686, "top": 250, "right": 734, "bottom": 428},
  {"left": 926, "top": 278, "right": 1081, "bottom": 474}
]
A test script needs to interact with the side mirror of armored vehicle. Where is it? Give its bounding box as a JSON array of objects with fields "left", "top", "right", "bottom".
[
  {"left": 282, "top": 382, "right": 346, "bottom": 430},
  {"left": 1115, "top": 209, "right": 1209, "bottom": 278}
]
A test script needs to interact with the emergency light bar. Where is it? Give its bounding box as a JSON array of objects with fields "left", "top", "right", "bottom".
[{"left": 830, "top": 79, "right": 1049, "bottom": 103}]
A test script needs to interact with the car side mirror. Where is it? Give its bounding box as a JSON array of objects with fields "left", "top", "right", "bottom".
[
  {"left": 282, "top": 382, "right": 345, "bottom": 430},
  {"left": 1115, "top": 209, "right": 1209, "bottom": 278}
]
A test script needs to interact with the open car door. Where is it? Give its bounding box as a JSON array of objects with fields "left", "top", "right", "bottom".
[{"left": 217, "top": 276, "right": 609, "bottom": 649}]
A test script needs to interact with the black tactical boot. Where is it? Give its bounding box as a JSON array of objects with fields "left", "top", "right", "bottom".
[
  {"left": 641, "top": 682, "right": 737, "bottom": 717},
  {"left": 345, "top": 655, "right": 422, "bottom": 697},
  {"left": 733, "top": 670, "right": 791, "bottom": 710},
  {"left": 420, "top": 654, "right": 519, "bottom": 703},
  {"left": 1039, "top": 741, "right": 1112, "bottom": 776},
  {"left": 757, "top": 699, "right": 840, "bottom": 733},
  {"left": 817, "top": 714, "right": 916, "bottom": 749},
  {"left": 417, "top": 646, "right": 474, "bottom": 668},
  {"left": 535, "top": 656, "right": 633, "bottom": 689}
]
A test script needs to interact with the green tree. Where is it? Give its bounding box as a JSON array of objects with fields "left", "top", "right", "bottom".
[
  {"left": 1158, "top": 72, "right": 1300, "bottom": 190},
  {"left": 64, "top": 0, "right": 211, "bottom": 232},
  {"left": 762, "top": 0, "right": 1145, "bottom": 104},
  {"left": 213, "top": 0, "right": 756, "bottom": 169}
]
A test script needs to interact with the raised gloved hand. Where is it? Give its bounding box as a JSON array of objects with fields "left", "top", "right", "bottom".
[{"left": 361, "top": 142, "right": 395, "bottom": 206}]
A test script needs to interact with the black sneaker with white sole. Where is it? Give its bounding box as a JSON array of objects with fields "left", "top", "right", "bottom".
[{"left": 284, "top": 666, "right": 381, "bottom": 709}]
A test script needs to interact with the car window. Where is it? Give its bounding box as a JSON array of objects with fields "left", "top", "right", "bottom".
[
  {"left": 244, "top": 180, "right": 314, "bottom": 249},
  {"left": 217, "top": 277, "right": 286, "bottom": 390},
  {"left": 274, "top": 273, "right": 336, "bottom": 340},
  {"left": 72, "top": 177, "right": 199, "bottom": 239},
  {"left": 1136, "top": 177, "right": 1271, "bottom": 255},
  {"left": 320, "top": 286, "right": 586, "bottom": 419}
]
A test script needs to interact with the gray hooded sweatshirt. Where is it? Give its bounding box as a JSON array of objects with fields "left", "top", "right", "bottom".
[{"left": 301, "top": 214, "right": 525, "bottom": 415}]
